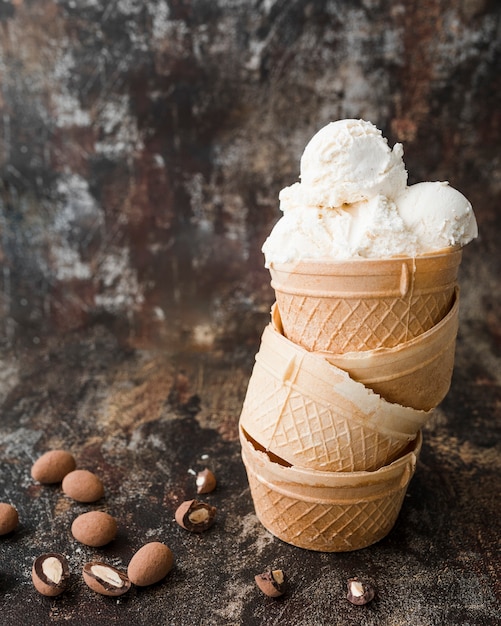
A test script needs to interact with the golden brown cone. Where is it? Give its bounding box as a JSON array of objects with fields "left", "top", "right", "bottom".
[
  {"left": 271, "top": 287, "right": 459, "bottom": 411},
  {"left": 239, "top": 322, "right": 429, "bottom": 472},
  {"left": 269, "top": 248, "right": 462, "bottom": 353},
  {"left": 240, "top": 427, "right": 421, "bottom": 552}
]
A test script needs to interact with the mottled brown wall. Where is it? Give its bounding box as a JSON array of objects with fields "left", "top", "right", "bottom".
[{"left": 1, "top": 0, "right": 500, "bottom": 348}]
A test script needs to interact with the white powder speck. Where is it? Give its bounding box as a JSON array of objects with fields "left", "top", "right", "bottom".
[
  {"left": 149, "top": 1, "right": 171, "bottom": 40},
  {"left": 94, "top": 96, "right": 144, "bottom": 157},
  {"left": 95, "top": 248, "right": 144, "bottom": 312},
  {"left": 192, "top": 323, "right": 214, "bottom": 347},
  {"left": 0, "top": 359, "right": 19, "bottom": 403},
  {"left": 52, "top": 245, "right": 92, "bottom": 281}
]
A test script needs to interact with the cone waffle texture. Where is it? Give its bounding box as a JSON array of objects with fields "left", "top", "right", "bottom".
[
  {"left": 269, "top": 248, "right": 462, "bottom": 353},
  {"left": 272, "top": 287, "right": 460, "bottom": 411},
  {"left": 239, "top": 322, "right": 429, "bottom": 472},
  {"left": 240, "top": 428, "right": 421, "bottom": 552}
]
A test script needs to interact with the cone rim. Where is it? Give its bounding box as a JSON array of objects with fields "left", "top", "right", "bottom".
[
  {"left": 240, "top": 425, "right": 422, "bottom": 484},
  {"left": 255, "top": 319, "right": 431, "bottom": 433}
]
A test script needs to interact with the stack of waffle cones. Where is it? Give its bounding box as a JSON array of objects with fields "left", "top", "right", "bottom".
[{"left": 239, "top": 247, "right": 462, "bottom": 551}]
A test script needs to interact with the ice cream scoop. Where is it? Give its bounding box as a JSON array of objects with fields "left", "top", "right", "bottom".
[
  {"left": 262, "top": 195, "right": 418, "bottom": 264},
  {"left": 396, "top": 181, "right": 478, "bottom": 250},
  {"left": 262, "top": 119, "right": 477, "bottom": 266},
  {"left": 296, "top": 118, "right": 407, "bottom": 207}
]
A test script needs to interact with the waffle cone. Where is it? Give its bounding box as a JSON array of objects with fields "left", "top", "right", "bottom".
[
  {"left": 240, "top": 427, "right": 421, "bottom": 552},
  {"left": 269, "top": 247, "right": 462, "bottom": 353},
  {"left": 271, "top": 287, "right": 460, "bottom": 411},
  {"left": 239, "top": 322, "right": 429, "bottom": 472}
]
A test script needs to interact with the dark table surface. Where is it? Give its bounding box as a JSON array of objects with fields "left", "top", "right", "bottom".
[{"left": 0, "top": 243, "right": 500, "bottom": 626}]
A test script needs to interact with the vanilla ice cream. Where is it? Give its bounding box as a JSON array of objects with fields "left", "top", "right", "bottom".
[
  {"left": 397, "top": 181, "right": 477, "bottom": 250},
  {"left": 262, "top": 119, "right": 477, "bottom": 266},
  {"left": 298, "top": 118, "right": 407, "bottom": 207}
]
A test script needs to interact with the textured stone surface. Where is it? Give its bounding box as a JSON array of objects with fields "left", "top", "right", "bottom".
[
  {"left": 0, "top": 319, "right": 500, "bottom": 625},
  {"left": 1, "top": 0, "right": 500, "bottom": 345},
  {"left": 0, "top": 1, "right": 500, "bottom": 624}
]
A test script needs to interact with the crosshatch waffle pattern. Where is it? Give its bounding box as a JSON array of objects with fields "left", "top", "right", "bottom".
[
  {"left": 239, "top": 356, "right": 414, "bottom": 472},
  {"left": 240, "top": 252, "right": 461, "bottom": 550},
  {"left": 275, "top": 288, "right": 455, "bottom": 353},
  {"left": 243, "top": 454, "right": 412, "bottom": 552}
]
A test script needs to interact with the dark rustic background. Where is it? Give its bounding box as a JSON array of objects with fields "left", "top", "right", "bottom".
[{"left": 0, "top": 1, "right": 500, "bottom": 625}]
